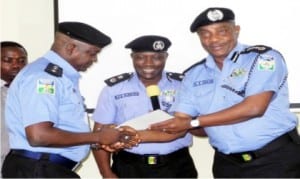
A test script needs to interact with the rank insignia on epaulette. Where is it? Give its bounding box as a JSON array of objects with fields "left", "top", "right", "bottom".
[
  {"left": 104, "top": 73, "right": 133, "bottom": 86},
  {"left": 167, "top": 72, "right": 184, "bottom": 81},
  {"left": 241, "top": 45, "right": 272, "bottom": 54},
  {"left": 44, "top": 63, "right": 63, "bottom": 77}
]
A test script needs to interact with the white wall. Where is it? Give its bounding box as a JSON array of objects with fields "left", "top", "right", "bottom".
[
  {"left": 0, "top": 0, "right": 54, "bottom": 62},
  {"left": 57, "top": 0, "right": 300, "bottom": 107},
  {"left": 2, "top": 0, "right": 300, "bottom": 178}
]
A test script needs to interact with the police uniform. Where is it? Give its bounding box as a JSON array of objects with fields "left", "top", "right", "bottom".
[
  {"left": 92, "top": 35, "right": 197, "bottom": 178},
  {"left": 175, "top": 7, "right": 300, "bottom": 178},
  {"left": 2, "top": 22, "right": 111, "bottom": 178}
]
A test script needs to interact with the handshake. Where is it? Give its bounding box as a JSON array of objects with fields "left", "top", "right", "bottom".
[{"left": 90, "top": 124, "right": 141, "bottom": 152}]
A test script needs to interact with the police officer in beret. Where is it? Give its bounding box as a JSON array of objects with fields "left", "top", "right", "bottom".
[
  {"left": 2, "top": 22, "right": 138, "bottom": 178},
  {"left": 150, "top": 7, "right": 300, "bottom": 177},
  {"left": 92, "top": 35, "right": 198, "bottom": 178}
]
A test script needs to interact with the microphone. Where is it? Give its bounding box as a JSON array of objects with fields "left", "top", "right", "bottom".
[{"left": 146, "top": 85, "right": 161, "bottom": 110}]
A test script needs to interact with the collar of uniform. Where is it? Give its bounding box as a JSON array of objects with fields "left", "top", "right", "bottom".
[
  {"left": 130, "top": 72, "right": 139, "bottom": 84},
  {"left": 229, "top": 43, "right": 248, "bottom": 65},
  {"left": 159, "top": 71, "right": 169, "bottom": 85},
  {"left": 44, "top": 50, "right": 81, "bottom": 80}
]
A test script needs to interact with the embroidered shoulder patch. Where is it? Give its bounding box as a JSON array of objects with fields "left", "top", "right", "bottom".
[
  {"left": 37, "top": 79, "right": 55, "bottom": 95},
  {"left": 258, "top": 55, "right": 275, "bottom": 71},
  {"left": 104, "top": 73, "right": 133, "bottom": 86}
]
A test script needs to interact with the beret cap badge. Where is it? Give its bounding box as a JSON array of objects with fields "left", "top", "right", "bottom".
[
  {"left": 207, "top": 9, "right": 224, "bottom": 22},
  {"left": 153, "top": 40, "right": 165, "bottom": 51}
]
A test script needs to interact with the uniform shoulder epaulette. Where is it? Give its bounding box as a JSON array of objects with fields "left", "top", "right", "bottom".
[
  {"left": 104, "top": 72, "right": 133, "bottom": 86},
  {"left": 166, "top": 72, "right": 185, "bottom": 81},
  {"left": 183, "top": 58, "right": 206, "bottom": 74},
  {"left": 240, "top": 45, "right": 272, "bottom": 54},
  {"left": 44, "top": 63, "right": 63, "bottom": 77}
]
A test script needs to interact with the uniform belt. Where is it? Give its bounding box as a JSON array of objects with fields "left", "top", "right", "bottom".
[
  {"left": 9, "top": 149, "right": 79, "bottom": 170},
  {"left": 114, "top": 147, "right": 189, "bottom": 165},
  {"left": 216, "top": 128, "right": 298, "bottom": 163}
]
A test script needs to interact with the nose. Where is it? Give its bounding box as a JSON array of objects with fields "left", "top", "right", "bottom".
[
  {"left": 209, "top": 33, "right": 221, "bottom": 42},
  {"left": 144, "top": 56, "right": 154, "bottom": 65},
  {"left": 11, "top": 59, "right": 23, "bottom": 69}
]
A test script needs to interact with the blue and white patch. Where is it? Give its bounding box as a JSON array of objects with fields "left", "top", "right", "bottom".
[
  {"left": 258, "top": 55, "right": 275, "bottom": 71},
  {"left": 161, "top": 89, "right": 176, "bottom": 103},
  {"left": 36, "top": 79, "right": 55, "bottom": 95}
]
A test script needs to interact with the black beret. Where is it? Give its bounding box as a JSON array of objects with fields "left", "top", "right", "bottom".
[
  {"left": 190, "top": 7, "right": 235, "bottom": 32},
  {"left": 125, "top": 35, "right": 171, "bottom": 52},
  {"left": 58, "top": 21, "right": 112, "bottom": 48}
]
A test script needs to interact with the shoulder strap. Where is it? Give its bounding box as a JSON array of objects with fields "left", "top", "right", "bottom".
[
  {"left": 240, "top": 45, "right": 272, "bottom": 54},
  {"left": 44, "top": 63, "right": 63, "bottom": 77},
  {"left": 104, "top": 72, "right": 133, "bottom": 86},
  {"left": 166, "top": 72, "right": 184, "bottom": 81},
  {"left": 183, "top": 58, "right": 206, "bottom": 74}
]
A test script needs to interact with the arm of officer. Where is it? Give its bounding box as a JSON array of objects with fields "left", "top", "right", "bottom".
[
  {"left": 25, "top": 121, "right": 122, "bottom": 147},
  {"left": 138, "top": 129, "right": 186, "bottom": 142},
  {"left": 189, "top": 127, "right": 207, "bottom": 137},
  {"left": 197, "top": 91, "right": 274, "bottom": 126},
  {"left": 92, "top": 149, "right": 117, "bottom": 178},
  {"left": 150, "top": 91, "right": 273, "bottom": 133},
  {"left": 175, "top": 112, "right": 207, "bottom": 137}
]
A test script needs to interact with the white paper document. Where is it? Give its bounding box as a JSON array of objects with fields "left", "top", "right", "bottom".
[{"left": 118, "top": 110, "right": 173, "bottom": 130}]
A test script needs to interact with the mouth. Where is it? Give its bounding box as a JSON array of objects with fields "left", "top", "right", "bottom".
[
  {"left": 142, "top": 68, "right": 155, "bottom": 74},
  {"left": 10, "top": 72, "right": 19, "bottom": 76},
  {"left": 209, "top": 44, "right": 224, "bottom": 52}
]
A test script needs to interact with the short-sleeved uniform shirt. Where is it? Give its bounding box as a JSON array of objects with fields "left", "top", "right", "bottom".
[
  {"left": 93, "top": 72, "right": 192, "bottom": 155},
  {"left": 5, "top": 51, "right": 90, "bottom": 162},
  {"left": 173, "top": 43, "right": 298, "bottom": 154}
]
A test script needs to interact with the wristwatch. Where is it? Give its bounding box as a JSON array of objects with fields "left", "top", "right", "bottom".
[{"left": 190, "top": 117, "right": 200, "bottom": 127}]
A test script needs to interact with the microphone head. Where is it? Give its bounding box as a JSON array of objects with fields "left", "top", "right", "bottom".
[{"left": 146, "top": 85, "right": 160, "bottom": 97}]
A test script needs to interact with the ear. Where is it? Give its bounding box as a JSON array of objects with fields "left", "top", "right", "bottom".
[
  {"left": 130, "top": 52, "right": 135, "bottom": 58},
  {"left": 165, "top": 52, "right": 169, "bottom": 58},
  {"left": 234, "top": 25, "right": 241, "bottom": 36},
  {"left": 65, "top": 42, "right": 76, "bottom": 56}
]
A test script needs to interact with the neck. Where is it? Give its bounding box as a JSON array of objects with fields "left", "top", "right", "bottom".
[
  {"left": 140, "top": 78, "right": 161, "bottom": 87},
  {"left": 214, "top": 58, "right": 224, "bottom": 70}
]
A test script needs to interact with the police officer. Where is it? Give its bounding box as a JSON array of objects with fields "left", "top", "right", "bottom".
[
  {"left": 150, "top": 7, "right": 300, "bottom": 177},
  {"left": 2, "top": 22, "right": 137, "bottom": 178},
  {"left": 92, "top": 35, "right": 198, "bottom": 178}
]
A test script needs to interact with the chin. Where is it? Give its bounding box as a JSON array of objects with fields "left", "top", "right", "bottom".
[{"left": 80, "top": 69, "right": 88, "bottom": 72}]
